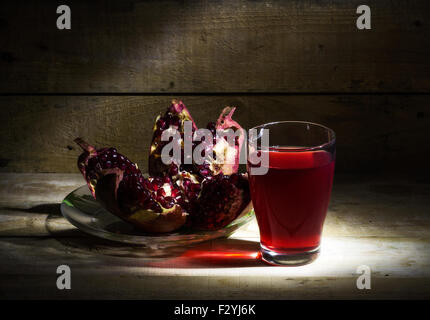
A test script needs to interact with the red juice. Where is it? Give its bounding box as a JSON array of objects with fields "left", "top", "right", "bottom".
[{"left": 248, "top": 150, "right": 335, "bottom": 254}]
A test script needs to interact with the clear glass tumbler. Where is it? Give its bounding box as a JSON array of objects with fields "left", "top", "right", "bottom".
[{"left": 247, "top": 121, "right": 336, "bottom": 266}]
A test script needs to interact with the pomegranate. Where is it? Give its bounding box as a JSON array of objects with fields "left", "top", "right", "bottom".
[
  {"left": 194, "top": 107, "right": 245, "bottom": 177},
  {"left": 189, "top": 173, "right": 251, "bottom": 230},
  {"left": 75, "top": 137, "right": 143, "bottom": 198},
  {"left": 149, "top": 103, "right": 244, "bottom": 179},
  {"left": 75, "top": 138, "right": 187, "bottom": 233},
  {"left": 74, "top": 100, "right": 251, "bottom": 233},
  {"left": 146, "top": 102, "right": 251, "bottom": 231},
  {"left": 148, "top": 100, "right": 197, "bottom": 177},
  {"left": 169, "top": 169, "right": 250, "bottom": 230}
]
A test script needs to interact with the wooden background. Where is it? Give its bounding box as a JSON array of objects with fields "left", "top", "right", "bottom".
[{"left": 1, "top": 0, "right": 429, "bottom": 176}]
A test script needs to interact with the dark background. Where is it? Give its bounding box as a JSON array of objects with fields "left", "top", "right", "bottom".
[{"left": 1, "top": 0, "right": 429, "bottom": 177}]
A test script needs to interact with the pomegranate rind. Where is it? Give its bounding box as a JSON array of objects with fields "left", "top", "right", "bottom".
[
  {"left": 95, "top": 172, "right": 127, "bottom": 218},
  {"left": 212, "top": 107, "right": 245, "bottom": 176},
  {"left": 95, "top": 173, "right": 187, "bottom": 233},
  {"left": 127, "top": 205, "right": 187, "bottom": 233}
]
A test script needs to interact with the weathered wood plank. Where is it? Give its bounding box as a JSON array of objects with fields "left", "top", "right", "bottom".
[
  {"left": 0, "top": 0, "right": 429, "bottom": 93},
  {"left": 0, "top": 95, "right": 429, "bottom": 174}
]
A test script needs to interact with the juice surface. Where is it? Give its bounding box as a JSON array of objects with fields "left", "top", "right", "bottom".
[{"left": 248, "top": 150, "right": 335, "bottom": 253}]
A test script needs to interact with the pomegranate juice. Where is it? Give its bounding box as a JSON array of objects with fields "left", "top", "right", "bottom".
[{"left": 248, "top": 150, "right": 335, "bottom": 253}]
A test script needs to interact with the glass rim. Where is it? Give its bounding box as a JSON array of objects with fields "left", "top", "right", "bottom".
[{"left": 249, "top": 120, "right": 336, "bottom": 152}]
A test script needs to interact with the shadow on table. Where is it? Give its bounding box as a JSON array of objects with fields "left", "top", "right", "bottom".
[
  {"left": 1, "top": 203, "right": 62, "bottom": 215},
  {"left": 37, "top": 206, "right": 264, "bottom": 267}
]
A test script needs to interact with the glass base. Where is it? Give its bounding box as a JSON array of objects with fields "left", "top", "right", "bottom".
[{"left": 260, "top": 245, "right": 320, "bottom": 266}]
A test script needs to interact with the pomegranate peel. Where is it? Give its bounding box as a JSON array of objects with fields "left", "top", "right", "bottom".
[{"left": 209, "top": 106, "right": 245, "bottom": 176}]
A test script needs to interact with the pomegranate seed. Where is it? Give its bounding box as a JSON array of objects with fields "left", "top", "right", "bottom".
[
  {"left": 157, "top": 118, "right": 167, "bottom": 129},
  {"left": 168, "top": 164, "right": 178, "bottom": 176},
  {"left": 183, "top": 179, "right": 191, "bottom": 188},
  {"left": 200, "top": 169, "right": 209, "bottom": 176},
  {"left": 153, "top": 177, "right": 163, "bottom": 186},
  {"left": 157, "top": 188, "right": 166, "bottom": 197},
  {"left": 190, "top": 183, "right": 200, "bottom": 192}
]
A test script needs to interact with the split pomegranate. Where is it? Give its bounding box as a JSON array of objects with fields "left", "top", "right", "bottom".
[
  {"left": 75, "top": 138, "right": 187, "bottom": 233},
  {"left": 147, "top": 102, "right": 250, "bottom": 230},
  {"left": 74, "top": 100, "right": 251, "bottom": 233},
  {"left": 148, "top": 99, "right": 197, "bottom": 177}
]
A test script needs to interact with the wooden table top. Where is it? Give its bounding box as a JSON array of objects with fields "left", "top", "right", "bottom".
[{"left": 0, "top": 173, "right": 429, "bottom": 299}]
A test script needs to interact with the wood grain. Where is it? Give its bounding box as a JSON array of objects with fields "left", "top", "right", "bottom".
[
  {"left": 0, "top": 0, "right": 429, "bottom": 93},
  {"left": 0, "top": 95, "right": 429, "bottom": 174}
]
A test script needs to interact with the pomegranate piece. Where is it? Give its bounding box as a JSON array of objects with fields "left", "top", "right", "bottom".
[
  {"left": 75, "top": 138, "right": 187, "bottom": 233},
  {"left": 116, "top": 174, "right": 188, "bottom": 233},
  {"left": 148, "top": 102, "right": 245, "bottom": 179},
  {"left": 96, "top": 172, "right": 187, "bottom": 233},
  {"left": 189, "top": 173, "right": 251, "bottom": 230},
  {"left": 195, "top": 107, "right": 245, "bottom": 177},
  {"left": 75, "top": 137, "right": 143, "bottom": 198},
  {"left": 148, "top": 100, "right": 197, "bottom": 177},
  {"left": 146, "top": 101, "right": 251, "bottom": 230}
]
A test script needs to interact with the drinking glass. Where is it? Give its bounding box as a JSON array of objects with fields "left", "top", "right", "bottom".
[{"left": 247, "top": 121, "right": 336, "bottom": 266}]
